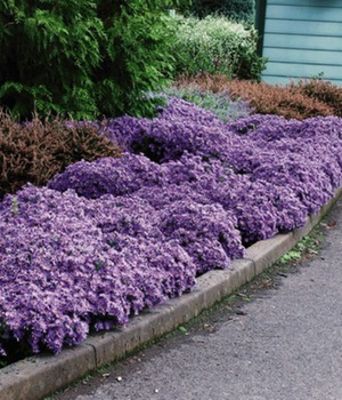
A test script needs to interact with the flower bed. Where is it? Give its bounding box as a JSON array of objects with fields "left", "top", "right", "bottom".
[{"left": 1, "top": 98, "right": 341, "bottom": 359}]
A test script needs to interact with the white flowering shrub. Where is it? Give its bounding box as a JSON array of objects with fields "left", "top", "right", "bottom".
[{"left": 173, "top": 15, "right": 265, "bottom": 80}]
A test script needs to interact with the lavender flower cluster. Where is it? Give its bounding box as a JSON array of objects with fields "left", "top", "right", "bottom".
[
  {"left": 51, "top": 99, "right": 342, "bottom": 241},
  {"left": 0, "top": 186, "right": 198, "bottom": 354},
  {"left": 1, "top": 97, "right": 341, "bottom": 356}
]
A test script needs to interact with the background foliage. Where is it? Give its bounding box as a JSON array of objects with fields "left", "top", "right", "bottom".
[
  {"left": 179, "top": 0, "right": 256, "bottom": 23},
  {"left": 0, "top": 0, "right": 185, "bottom": 119},
  {"left": 95, "top": 0, "right": 179, "bottom": 117},
  {"left": 173, "top": 15, "right": 265, "bottom": 80},
  {"left": 0, "top": 0, "right": 103, "bottom": 119}
]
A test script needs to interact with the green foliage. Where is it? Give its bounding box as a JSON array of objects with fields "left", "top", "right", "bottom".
[
  {"left": 173, "top": 15, "right": 265, "bottom": 80},
  {"left": 178, "top": 326, "right": 188, "bottom": 334},
  {"left": 95, "top": 0, "right": 177, "bottom": 117},
  {"left": 279, "top": 234, "right": 320, "bottom": 265},
  {"left": 279, "top": 249, "right": 302, "bottom": 264},
  {"left": 0, "top": 0, "right": 185, "bottom": 119},
  {"left": 0, "top": 0, "right": 103, "bottom": 119},
  {"left": 179, "top": 0, "right": 255, "bottom": 23}
]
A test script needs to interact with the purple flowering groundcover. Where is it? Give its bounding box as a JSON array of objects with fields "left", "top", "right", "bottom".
[{"left": 0, "top": 98, "right": 341, "bottom": 359}]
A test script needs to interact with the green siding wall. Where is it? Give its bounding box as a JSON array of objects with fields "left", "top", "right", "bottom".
[{"left": 262, "top": 0, "right": 342, "bottom": 85}]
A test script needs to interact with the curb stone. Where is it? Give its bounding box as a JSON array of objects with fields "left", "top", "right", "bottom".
[{"left": 0, "top": 187, "right": 341, "bottom": 400}]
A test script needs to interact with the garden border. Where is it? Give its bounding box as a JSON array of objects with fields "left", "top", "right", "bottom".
[{"left": 0, "top": 187, "right": 341, "bottom": 400}]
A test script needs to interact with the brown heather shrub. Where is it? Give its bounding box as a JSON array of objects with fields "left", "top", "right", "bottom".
[
  {"left": 175, "top": 74, "right": 338, "bottom": 120},
  {"left": 292, "top": 80, "right": 342, "bottom": 117},
  {"left": 0, "top": 112, "right": 121, "bottom": 198},
  {"left": 223, "top": 80, "right": 334, "bottom": 120}
]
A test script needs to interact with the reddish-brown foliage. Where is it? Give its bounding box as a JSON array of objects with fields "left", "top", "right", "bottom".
[
  {"left": 292, "top": 80, "right": 342, "bottom": 117},
  {"left": 0, "top": 112, "right": 121, "bottom": 198},
  {"left": 176, "top": 74, "right": 340, "bottom": 120}
]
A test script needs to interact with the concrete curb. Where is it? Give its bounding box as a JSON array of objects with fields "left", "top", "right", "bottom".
[{"left": 0, "top": 187, "right": 341, "bottom": 400}]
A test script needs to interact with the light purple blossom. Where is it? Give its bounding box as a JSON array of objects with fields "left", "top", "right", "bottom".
[{"left": 0, "top": 186, "right": 197, "bottom": 354}]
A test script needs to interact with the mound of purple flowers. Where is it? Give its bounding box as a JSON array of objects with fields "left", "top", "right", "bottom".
[
  {"left": 0, "top": 183, "right": 243, "bottom": 355},
  {"left": 50, "top": 99, "right": 342, "bottom": 242},
  {"left": 1, "top": 97, "right": 341, "bottom": 357}
]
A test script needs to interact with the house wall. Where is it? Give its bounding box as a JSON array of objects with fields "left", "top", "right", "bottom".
[{"left": 261, "top": 0, "right": 342, "bottom": 85}]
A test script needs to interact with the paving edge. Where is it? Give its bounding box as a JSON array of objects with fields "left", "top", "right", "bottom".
[{"left": 0, "top": 187, "right": 341, "bottom": 400}]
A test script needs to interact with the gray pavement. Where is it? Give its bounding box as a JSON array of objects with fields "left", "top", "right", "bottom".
[{"left": 54, "top": 199, "right": 342, "bottom": 400}]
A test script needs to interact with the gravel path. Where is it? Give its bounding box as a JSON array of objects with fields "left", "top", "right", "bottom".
[{"left": 53, "top": 199, "right": 342, "bottom": 400}]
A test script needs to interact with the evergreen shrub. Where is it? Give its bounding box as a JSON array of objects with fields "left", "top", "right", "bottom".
[{"left": 0, "top": 0, "right": 183, "bottom": 119}]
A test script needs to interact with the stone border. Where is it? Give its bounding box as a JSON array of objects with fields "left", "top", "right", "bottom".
[{"left": 1, "top": 187, "right": 341, "bottom": 400}]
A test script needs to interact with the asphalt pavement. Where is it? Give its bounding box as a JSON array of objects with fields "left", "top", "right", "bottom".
[{"left": 53, "top": 199, "right": 342, "bottom": 400}]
